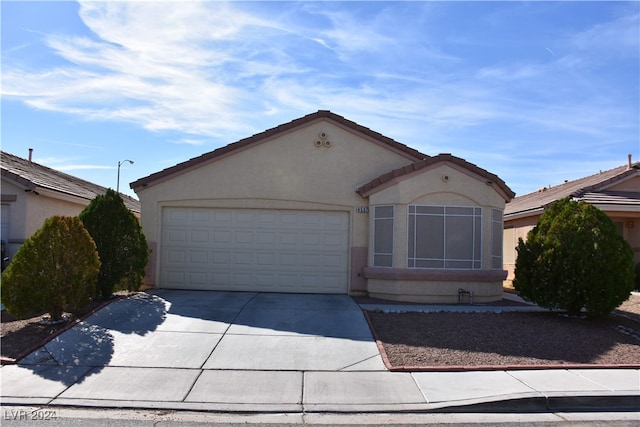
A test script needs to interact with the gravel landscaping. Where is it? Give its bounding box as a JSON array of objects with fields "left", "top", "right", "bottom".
[{"left": 366, "top": 293, "right": 640, "bottom": 370}]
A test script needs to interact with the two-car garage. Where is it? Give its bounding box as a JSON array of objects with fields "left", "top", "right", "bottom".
[{"left": 160, "top": 208, "right": 349, "bottom": 294}]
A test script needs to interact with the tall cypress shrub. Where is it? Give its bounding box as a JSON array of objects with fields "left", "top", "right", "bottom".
[
  {"left": 513, "top": 198, "right": 634, "bottom": 317},
  {"left": 80, "top": 189, "right": 149, "bottom": 299}
]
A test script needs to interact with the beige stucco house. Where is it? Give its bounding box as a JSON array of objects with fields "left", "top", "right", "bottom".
[
  {"left": 1, "top": 150, "right": 140, "bottom": 261},
  {"left": 503, "top": 158, "right": 640, "bottom": 287},
  {"left": 131, "top": 111, "right": 514, "bottom": 303}
]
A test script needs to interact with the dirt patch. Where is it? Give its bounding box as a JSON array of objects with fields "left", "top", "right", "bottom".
[{"left": 366, "top": 294, "right": 640, "bottom": 370}]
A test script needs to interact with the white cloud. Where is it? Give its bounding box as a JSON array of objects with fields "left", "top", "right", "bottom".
[{"left": 2, "top": 0, "right": 637, "bottom": 193}]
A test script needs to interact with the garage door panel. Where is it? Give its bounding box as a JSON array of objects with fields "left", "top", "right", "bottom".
[
  {"left": 300, "top": 254, "right": 321, "bottom": 268},
  {"left": 235, "top": 231, "right": 254, "bottom": 244},
  {"left": 161, "top": 208, "right": 349, "bottom": 293},
  {"left": 324, "top": 233, "right": 347, "bottom": 247},
  {"left": 279, "top": 232, "right": 298, "bottom": 246},
  {"left": 214, "top": 211, "right": 233, "bottom": 223},
  {"left": 167, "top": 229, "right": 187, "bottom": 243},
  {"left": 257, "top": 231, "right": 277, "bottom": 245},
  {"left": 279, "top": 253, "right": 297, "bottom": 266},
  {"left": 233, "top": 252, "right": 253, "bottom": 265},
  {"left": 190, "top": 251, "right": 208, "bottom": 264},
  {"left": 325, "top": 214, "right": 346, "bottom": 227},
  {"left": 257, "top": 252, "right": 276, "bottom": 266},
  {"left": 166, "top": 209, "right": 188, "bottom": 223},
  {"left": 167, "top": 249, "right": 186, "bottom": 264},
  {"left": 189, "top": 272, "right": 208, "bottom": 286},
  {"left": 213, "top": 231, "right": 230, "bottom": 243},
  {"left": 236, "top": 212, "right": 255, "bottom": 224}
]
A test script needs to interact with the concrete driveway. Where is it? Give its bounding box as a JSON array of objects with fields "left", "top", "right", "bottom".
[{"left": 22, "top": 290, "right": 385, "bottom": 371}]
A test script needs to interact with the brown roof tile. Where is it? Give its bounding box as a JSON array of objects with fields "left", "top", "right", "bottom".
[
  {"left": 130, "top": 110, "right": 429, "bottom": 190},
  {"left": 1, "top": 151, "right": 140, "bottom": 213},
  {"left": 356, "top": 153, "right": 515, "bottom": 201},
  {"left": 504, "top": 162, "right": 640, "bottom": 218}
]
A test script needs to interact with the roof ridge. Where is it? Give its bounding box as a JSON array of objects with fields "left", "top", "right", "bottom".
[
  {"left": 131, "top": 110, "right": 430, "bottom": 189},
  {"left": 504, "top": 161, "right": 639, "bottom": 216},
  {"left": 515, "top": 162, "right": 637, "bottom": 199},
  {"left": 1, "top": 150, "right": 140, "bottom": 210},
  {"left": 2, "top": 150, "right": 105, "bottom": 190}
]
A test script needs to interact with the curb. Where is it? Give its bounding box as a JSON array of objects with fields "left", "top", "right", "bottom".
[{"left": 2, "top": 393, "right": 638, "bottom": 415}]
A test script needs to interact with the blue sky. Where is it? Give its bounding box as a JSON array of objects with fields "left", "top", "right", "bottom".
[{"left": 2, "top": 1, "right": 638, "bottom": 200}]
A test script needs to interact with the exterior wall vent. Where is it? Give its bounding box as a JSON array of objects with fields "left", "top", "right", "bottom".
[{"left": 315, "top": 131, "right": 331, "bottom": 148}]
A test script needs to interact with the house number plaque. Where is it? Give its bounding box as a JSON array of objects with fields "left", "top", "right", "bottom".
[{"left": 355, "top": 206, "right": 369, "bottom": 213}]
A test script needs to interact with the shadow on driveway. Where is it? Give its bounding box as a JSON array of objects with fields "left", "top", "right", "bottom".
[
  {"left": 17, "top": 290, "right": 377, "bottom": 385},
  {"left": 17, "top": 293, "right": 167, "bottom": 385},
  {"left": 152, "top": 290, "right": 374, "bottom": 340}
]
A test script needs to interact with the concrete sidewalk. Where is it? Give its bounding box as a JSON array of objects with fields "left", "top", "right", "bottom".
[{"left": 1, "top": 291, "right": 638, "bottom": 413}]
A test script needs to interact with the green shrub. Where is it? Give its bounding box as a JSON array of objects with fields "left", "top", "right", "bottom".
[
  {"left": 0, "top": 216, "right": 100, "bottom": 321},
  {"left": 80, "top": 189, "right": 149, "bottom": 299},
  {"left": 513, "top": 198, "right": 634, "bottom": 317}
]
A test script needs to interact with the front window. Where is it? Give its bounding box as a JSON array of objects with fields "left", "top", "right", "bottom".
[
  {"left": 491, "top": 209, "right": 503, "bottom": 269},
  {"left": 408, "top": 205, "right": 482, "bottom": 269},
  {"left": 373, "top": 206, "right": 394, "bottom": 267}
]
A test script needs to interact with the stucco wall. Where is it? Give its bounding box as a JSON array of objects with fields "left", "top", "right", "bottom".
[
  {"left": 362, "top": 163, "right": 508, "bottom": 302},
  {"left": 135, "top": 119, "right": 421, "bottom": 289},
  {"left": 367, "top": 163, "right": 507, "bottom": 271},
  {"left": 1, "top": 179, "right": 88, "bottom": 258}
]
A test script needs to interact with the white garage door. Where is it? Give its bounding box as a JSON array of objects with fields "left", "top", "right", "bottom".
[{"left": 160, "top": 208, "right": 349, "bottom": 293}]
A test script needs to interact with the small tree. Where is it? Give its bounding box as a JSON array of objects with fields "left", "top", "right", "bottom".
[
  {"left": 513, "top": 198, "right": 634, "bottom": 317},
  {"left": 80, "top": 189, "right": 148, "bottom": 299},
  {"left": 1, "top": 216, "right": 100, "bottom": 321}
]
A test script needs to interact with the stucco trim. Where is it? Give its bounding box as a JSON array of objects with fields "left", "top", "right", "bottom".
[{"left": 363, "top": 267, "right": 508, "bottom": 282}]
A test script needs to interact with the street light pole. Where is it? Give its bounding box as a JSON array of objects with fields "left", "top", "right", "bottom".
[{"left": 117, "top": 159, "right": 134, "bottom": 193}]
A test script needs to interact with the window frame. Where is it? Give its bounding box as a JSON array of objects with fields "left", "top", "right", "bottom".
[
  {"left": 491, "top": 208, "right": 503, "bottom": 270},
  {"left": 373, "top": 205, "right": 394, "bottom": 268},
  {"left": 407, "top": 205, "right": 482, "bottom": 270}
]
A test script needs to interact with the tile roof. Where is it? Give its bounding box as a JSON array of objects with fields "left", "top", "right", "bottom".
[
  {"left": 1, "top": 151, "right": 140, "bottom": 213},
  {"left": 504, "top": 162, "right": 640, "bottom": 218},
  {"left": 356, "top": 153, "right": 515, "bottom": 201},
  {"left": 130, "top": 110, "right": 429, "bottom": 190}
]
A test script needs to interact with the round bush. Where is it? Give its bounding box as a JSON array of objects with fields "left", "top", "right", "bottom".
[
  {"left": 513, "top": 198, "right": 634, "bottom": 317},
  {"left": 0, "top": 216, "right": 100, "bottom": 321}
]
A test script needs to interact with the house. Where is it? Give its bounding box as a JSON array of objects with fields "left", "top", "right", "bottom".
[
  {"left": 503, "top": 157, "right": 640, "bottom": 286},
  {"left": 131, "top": 111, "right": 514, "bottom": 303},
  {"left": 1, "top": 150, "right": 141, "bottom": 261}
]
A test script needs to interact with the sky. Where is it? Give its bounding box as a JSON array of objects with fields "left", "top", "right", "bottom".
[{"left": 2, "top": 1, "right": 639, "bottom": 200}]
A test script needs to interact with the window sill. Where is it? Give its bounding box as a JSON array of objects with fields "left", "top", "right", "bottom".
[{"left": 362, "top": 267, "right": 507, "bottom": 282}]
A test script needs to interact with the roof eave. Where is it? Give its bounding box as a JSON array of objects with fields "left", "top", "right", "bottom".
[{"left": 357, "top": 154, "right": 515, "bottom": 202}]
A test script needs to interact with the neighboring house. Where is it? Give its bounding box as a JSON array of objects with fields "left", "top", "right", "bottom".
[
  {"left": 1, "top": 150, "right": 141, "bottom": 261},
  {"left": 131, "top": 111, "right": 514, "bottom": 303},
  {"left": 503, "top": 158, "right": 640, "bottom": 286}
]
